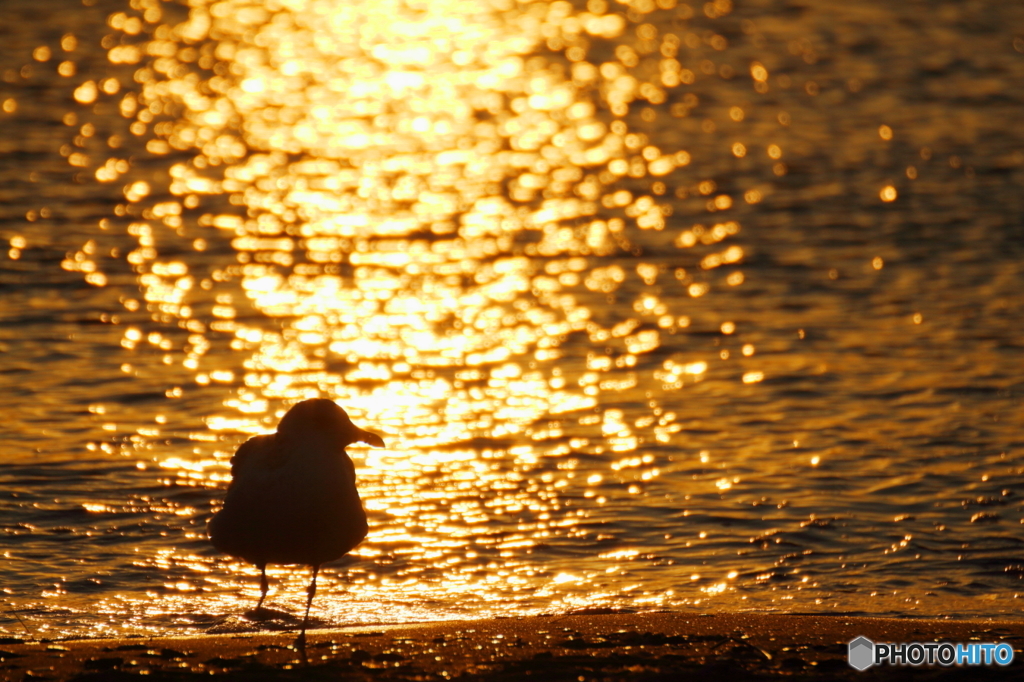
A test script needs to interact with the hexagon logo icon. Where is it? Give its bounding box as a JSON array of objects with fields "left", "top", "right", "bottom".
[{"left": 848, "top": 636, "right": 875, "bottom": 671}]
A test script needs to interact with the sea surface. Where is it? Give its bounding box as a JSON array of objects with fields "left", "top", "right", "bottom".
[{"left": 1, "top": 0, "right": 1023, "bottom": 640}]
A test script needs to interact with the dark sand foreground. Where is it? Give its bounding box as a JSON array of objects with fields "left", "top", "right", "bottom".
[{"left": 2, "top": 612, "right": 1022, "bottom": 680}]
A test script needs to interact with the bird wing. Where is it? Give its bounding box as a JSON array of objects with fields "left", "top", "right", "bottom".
[{"left": 229, "top": 434, "right": 280, "bottom": 477}]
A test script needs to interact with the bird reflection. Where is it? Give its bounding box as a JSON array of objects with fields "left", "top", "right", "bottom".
[{"left": 209, "top": 399, "right": 385, "bottom": 640}]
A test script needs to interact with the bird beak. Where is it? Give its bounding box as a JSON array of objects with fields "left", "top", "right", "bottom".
[{"left": 358, "top": 429, "right": 385, "bottom": 448}]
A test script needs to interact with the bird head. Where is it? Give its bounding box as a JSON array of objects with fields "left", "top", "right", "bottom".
[{"left": 277, "top": 398, "right": 386, "bottom": 448}]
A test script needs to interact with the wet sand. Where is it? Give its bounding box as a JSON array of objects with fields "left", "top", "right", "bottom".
[{"left": 3, "top": 612, "right": 1022, "bottom": 680}]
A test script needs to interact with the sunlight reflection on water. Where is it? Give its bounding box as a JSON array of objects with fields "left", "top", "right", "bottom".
[
  {"left": 2, "top": 0, "right": 1024, "bottom": 638},
  {"left": 90, "top": 0, "right": 747, "bottom": 452}
]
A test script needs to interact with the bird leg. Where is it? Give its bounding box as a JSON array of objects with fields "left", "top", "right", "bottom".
[
  {"left": 255, "top": 564, "right": 269, "bottom": 611},
  {"left": 301, "top": 564, "right": 320, "bottom": 637},
  {"left": 295, "top": 564, "right": 320, "bottom": 647}
]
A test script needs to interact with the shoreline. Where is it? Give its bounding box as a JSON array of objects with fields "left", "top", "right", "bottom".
[{"left": 3, "top": 611, "right": 1023, "bottom": 680}]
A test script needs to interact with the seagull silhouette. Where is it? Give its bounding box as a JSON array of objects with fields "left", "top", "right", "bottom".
[{"left": 209, "top": 399, "right": 384, "bottom": 639}]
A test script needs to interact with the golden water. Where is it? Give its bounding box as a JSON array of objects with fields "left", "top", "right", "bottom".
[{"left": 2, "top": 0, "right": 1023, "bottom": 638}]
